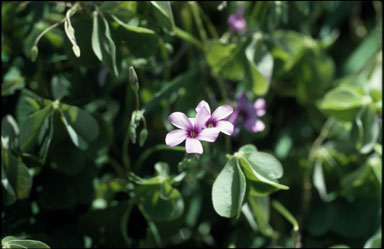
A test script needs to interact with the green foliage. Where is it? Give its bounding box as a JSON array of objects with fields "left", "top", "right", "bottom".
[{"left": 2, "top": 1, "right": 381, "bottom": 248}]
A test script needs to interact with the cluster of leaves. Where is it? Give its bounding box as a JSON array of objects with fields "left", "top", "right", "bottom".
[{"left": 2, "top": 1, "right": 382, "bottom": 248}]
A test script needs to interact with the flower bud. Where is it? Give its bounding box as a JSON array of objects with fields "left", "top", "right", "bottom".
[
  {"left": 129, "top": 66, "right": 139, "bottom": 92},
  {"left": 31, "top": 46, "right": 38, "bottom": 62},
  {"left": 139, "top": 128, "right": 148, "bottom": 147}
]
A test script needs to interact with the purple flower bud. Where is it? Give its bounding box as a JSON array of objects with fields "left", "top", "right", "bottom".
[{"left": 228, "top": 7, "right": 246, "bottom": 35}]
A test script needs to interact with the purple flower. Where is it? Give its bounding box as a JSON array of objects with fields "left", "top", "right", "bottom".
[
  {"left": 228, "top": 7, "right": 246, "bottom": 34},
  {"left": 195, "top": 100, "right": 234, "bottom": 136},
  {"left": 165, "top": 106, "right": 220, "bottom": 154},
  {"left": 228, "top": 93, "right": 266, "bottom": 134}
]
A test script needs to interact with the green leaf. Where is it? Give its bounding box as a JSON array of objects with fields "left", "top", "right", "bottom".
[
  {"left": 245, "top": 35, "right": 273, "bottom": 95},
  {"left": 212, "top": 158, "right": 246, "bottom": 218},
  {"left": 2, "top": 151, "right": 32, "bottom": 202},
  {"left": 2, "top": 239, "right": 50, "bottom": 249},
  {"left": 91, "top": 11, "right": 103, "bottom": 61},
  {"left": 51, "top": 146, "right": 85, "bottom": 175},
  {"left": 242, "top": 151, "right": 284, "bottom": 180},
  {"left": 319, "top": 86, "right": 367, "bottom": 121},
  {"left": 239, "top": 144, "right": 258, "bottom": 154},
  {"left": 1, "top": 115, "right": 19, "bottom": 150},
  {"left": 112, "top": 15, "right": 159, "bottom": 58},
  {"left": 142, "top": 67, "right": 200, "bottom": 114},
  {"left": 150, "top": 1, "right": 175, "bottom": 33},
  {"left": 19, "top": 105, "right": 52, "bottom": 153},
  {"left": 352, "top": 105, "right": 379, "bottom": 154},
  {"left": 364, "top": 230, "right": 381, "bottom": 248},
  {"left": 2, "top": 165, "right": 17, "bottom": 205},
  {"left": 238, "top": 151, "right": 289, "bottom": 196},
  {"left": 137, "top": 182, "right": 184, "bottom": 221},
  {"left": 59, "top": 104, "right": 100, "bottom": 150},
  {"left": 51, "top": 75, "right": 70, "bottom": 100},
  {"left": 100, "top": 13, "right": 118, "bottom": 76},
  {"left": 205, "top": 40, "right": 245, "bottom": 81}
]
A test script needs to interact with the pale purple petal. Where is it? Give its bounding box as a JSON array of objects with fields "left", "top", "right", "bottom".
[
  {"left": 256, "top": 109, "right": 266, "bottom": 117},
  {"left": 237, "top": 93, "right": 249, "bottom": 109},
  {"left": 194, "top": 106, "right": 211, "bottom": 130},
  {"left": 244, "top": 118, "right": 256, "bottom": 133},
  {"left": 244, "top": 118, "right": 265, "bottom": 133},
  {"left": 216, "top": 120, "right": 234, "bottom": 136},
  {"left": 195, "top": 100, "right": 211, "bottom": 114},
  {"left": 228, "top": 110, "right": 239, "bottom": 124},
  {"left": 253, "top": 120, "right": 265, "bottom": 132},
  {"left": 189, "top": 118, "right": 195, "bottom": 126},
  {"left": 169, "top": 112, "right": 192, "bottom": 130},
  {"left": 211, "top": 105, "right": 233, "bottom": 121},
  {"left": 254, "top": 98, "right": 266, "bottom": 110},
  {"left": 165, "top": 129, "right": 187, "bottom": 147},
  {"left": 198, "top": 128, "right": 220, "bottom": 142},
  {"left": 186, "top": 138, "right": 203, "bottom": 154}
]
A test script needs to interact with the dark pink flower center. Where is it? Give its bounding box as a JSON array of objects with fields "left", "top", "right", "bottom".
[
  {"left": 190, "top": 130, "right": 197, "bottom": 138},
  {"left": 205, "top": 118, "right": 217, "bottom": 128}
]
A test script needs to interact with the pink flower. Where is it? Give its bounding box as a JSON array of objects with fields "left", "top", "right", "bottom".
[
  {"left": 195, "top": 100, "right": 234, "bottom": 136},
  {"left": 228, "top": 93, "right": 266, "bottom": 134},
  {"left": 228, "top": 7, "right": 247, "bottom": 34},
  {"left": 165, "top": 106, "right": 220, "bottom": 154}
]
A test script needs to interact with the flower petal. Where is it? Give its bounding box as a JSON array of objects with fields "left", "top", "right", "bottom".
[
  {"left": 256, "top": 109, "right": 266, "bottom": 117},
  {"left": 195, "top": 100, "right": 211, "bottom": 114},
  {"left": 253, "top": 98, "right": 266, "bottom": 110},
  {"left": 169, "top": 112, "right": 192, "bottom": 130},
  {"left": 244, "top": 118, "right": 265, "bottom": 133},
  {"left": 186, "top": 138, "right": 203, "bottom": 154},
  {"left": 198, "top": 128, "right": 219, "bottom": 142},
  {"left": 211, "top": 105, "right": 233, "bottom": 121},
  {"left": 216, "top": 120, "right": 234, "bottom": 136},
  {"left": 194, "top": 106, "right": 211, "bottom": 130},
  {"left": 228, "top": 110, "right": 239, "bottom": 124},
  {"left": 165, "top": 129, "right": 187, "bottom": 147},
  {"left": 237, "top": 93, "right": 249, "bottom": 109}
]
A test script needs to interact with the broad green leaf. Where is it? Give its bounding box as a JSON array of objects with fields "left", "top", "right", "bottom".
[
  {"left": 239, "top": 151, "right": 288, "bottom": 195},
  {"left": 319, "top": 86, "right": 367, "bottom": 121},
  {"left": 242, "top": 151, "right": 284, "bottom": 180},
  {"left": 19, "top": 105, "right": 52, "bottom": 152},
  {"left": 143, "top": 67, "right": 200, "bottom": 114},
  {"left": 313, "top": 160, "right": 328, "bottom": 201},
  {"left": 245, "top": 35, "right": 273, "bottom": 95},
  {"left": 59, "top": 104, "right": 100, "bottom": 150},
  {"left": 1, "top": 115, "right": 19, "bottom": 150},
  {"left": 2, "top": 151, "right": 32, "bottom": 201},
  {"left": 137, "top": 182, "right": 184, "bottom": 221},
  {"left": 3, "top": 239, "right": 50, "bottom": 249},
  {"left": 51, "top": 146, "right": 85, "bottom": 175},
  {"left": 239, "top": 144, "right": 258, "bottom": 154},
  {"left": 2, "top": 67, "right": 25, "bottom": 96},
  {"left": 2, "top": 164, "right": 17, "bottom": 205},
  {"left": 38, "top": 114, "right": 54, "bottom": 164},
  {"left": 329, "top": 245, "right": 350, "bottom": 248},
  {"left": 150, "top": 1, "right": 175, "bottom": 33},
  {"left": 351, "top": 105, "right": 379, "bottom": 154},
  {"left": 51, "top": 75, "right": 70, "bottom": 100},
  {"left": 364, "top": 230, "right": 381, "bottom": 248},
  {"left": 112, "top": 15, "right": 159, "bottom": 58},
  {"left": 212, "top": 158, "right": 246, "bottom": 218},
  {"left": 205, "top": 40, "right": 245, "bottom": 81}
]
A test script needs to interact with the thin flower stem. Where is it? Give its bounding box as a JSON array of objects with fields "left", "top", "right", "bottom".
[
  {"left": 123, "top": 79, "right": 132, "bottom": 173},
  {"left": 189, "top": 2, "right": 207, "bottom": 43},
  {"left": 33, "top": 18, "right": 65, "bottom": 48},
  {"left": 299, "top": 118, "right": 335, "bottom": 245},
  {"left": 135, "top": 145, "right": 185, "bottom": 170}
]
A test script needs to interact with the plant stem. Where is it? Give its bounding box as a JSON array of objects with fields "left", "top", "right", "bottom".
[
  {"left": 135, "top": 145, "right": 185, "bottom": 170},
  {"left": 298, "top": 118, "right": 334, "bottom": 245},
  {"left": 33, "top": 18, "right": 65, "bottom": 48}
]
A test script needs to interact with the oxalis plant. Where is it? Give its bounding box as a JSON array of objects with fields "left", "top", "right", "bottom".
[{"left": 2, "top": 1, "right": 382, "bottom": 249}]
